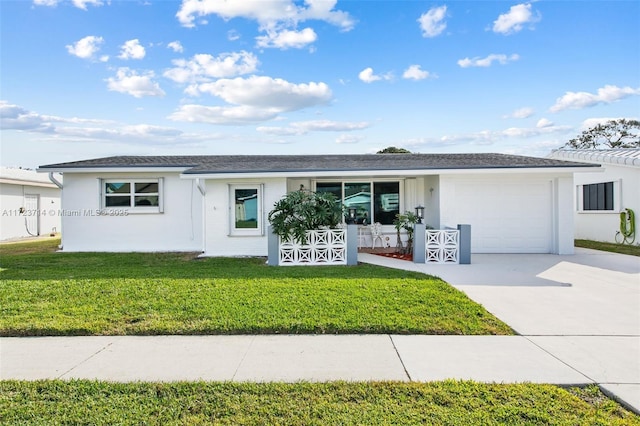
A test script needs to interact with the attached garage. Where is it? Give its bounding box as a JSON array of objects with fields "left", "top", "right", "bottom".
[{"left": 440, "top": 175, "right": 556, "bottom": 254}]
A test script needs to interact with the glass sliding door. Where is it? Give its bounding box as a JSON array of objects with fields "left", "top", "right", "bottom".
[
  {"left": 344, "top": 182, "right": 371, "bottom": 224},
  {"left": 373, "top": 182, "right": 400, "bottom": 225}
]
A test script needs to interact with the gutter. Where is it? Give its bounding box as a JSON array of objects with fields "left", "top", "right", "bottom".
[
  {"left": 48, "top": 172, "right": 63, "bottom": 189},
  {"left": 195, "top": 178, "right": 206, "bottom": 196}
]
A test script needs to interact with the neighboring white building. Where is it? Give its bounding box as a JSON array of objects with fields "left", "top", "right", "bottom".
[
  {"left": 38, "top": 153, "right": 599, "bottom": 255},
  {"left": 0, "top": 167, "right": 62, "bottom": 241},
  {"left": 549, "top": 149, "right": 640, "bottom": 243}
]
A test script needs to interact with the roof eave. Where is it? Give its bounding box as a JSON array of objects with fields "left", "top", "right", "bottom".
[
  {"left": 37, "top": 166, "right": 192, "bottom": 173},
  {"left": 0, "top": 178, "right": 59, "bottom": 188},
  {"left": 181, "top": 165, "right": 600, "bottom": 180}
]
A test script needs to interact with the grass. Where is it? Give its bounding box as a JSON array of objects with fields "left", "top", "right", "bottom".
[
  {"left": 0, "top": 238, "right": 512, "bottom": 336},
  {"left": 0, "top": 381, "right": 637, "bottom": 425},
  {"left": 575, "top": 239, "right": 640, "bottom": 257}
]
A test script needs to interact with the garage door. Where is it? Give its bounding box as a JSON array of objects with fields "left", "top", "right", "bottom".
[{"left": 448, "top": 179, "right": 553, "bottom": 253}]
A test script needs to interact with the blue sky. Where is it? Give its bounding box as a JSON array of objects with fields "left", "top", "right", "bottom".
[{"left": 1, "top": 0, "right": 638, "bottom": 169}]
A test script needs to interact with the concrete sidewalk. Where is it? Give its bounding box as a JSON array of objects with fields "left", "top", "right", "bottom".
[
  {"left": 0, "top": 335, "right": 593, "bottom": 384},
  {"left": 1, "top": 248, "right": 638, "bottom": 414}
]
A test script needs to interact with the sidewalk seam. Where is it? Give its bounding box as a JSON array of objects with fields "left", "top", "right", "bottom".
[
  {"left": 58, "top": 339, "right": 116, "bottom": 379},
  {"left": 231, "top": 335, "right": 256, "bottom": 381},
  {"left": 388, "top": 335, "right": 412, "bottom": 382},
  {"left": 523, "top": 336, "right": 596, "bottom": 384}
]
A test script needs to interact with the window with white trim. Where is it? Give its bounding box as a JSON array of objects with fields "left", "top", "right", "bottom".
[
  {"left": 102, "top": 178, "right": 163, "bottom": 213},
  {"left": 229, "top": 184, "right": 263, "bottom": 236},
  {"left": 578, "top": 181, "right": 619, "bottom": 212}
]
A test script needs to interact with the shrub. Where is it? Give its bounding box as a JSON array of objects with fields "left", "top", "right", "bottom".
[{"left": 268, "top": 190, "right": 343, "bottom": 244}]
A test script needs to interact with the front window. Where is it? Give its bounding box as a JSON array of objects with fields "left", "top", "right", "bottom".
[
  {"left": 235, "top": 189, "right": 258, "bottom": 229},
  {"left": 316, "top": 181, "right": 400, "bottom": 225},
  {"left": 103, "top": 179, "right": 162, "bottom": 212},
  {"left": 230, "top": 184, "right": 263, "bottom": 235},
  {"left": 582, "top": 182, "right": 614, "bottom": 211}
]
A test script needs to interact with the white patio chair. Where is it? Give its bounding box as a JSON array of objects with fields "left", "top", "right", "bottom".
[{"left": 370, "top": 222, "right": 383, "bottom": 248}]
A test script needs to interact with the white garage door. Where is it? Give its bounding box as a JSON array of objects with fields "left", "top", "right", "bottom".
[{"left": 448, "top": 179, "right": 553, "bottom": 253}]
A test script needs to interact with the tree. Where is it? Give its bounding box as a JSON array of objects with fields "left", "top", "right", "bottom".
[
  {"left": 563, "top": 119, "right": 640, "bottom": 149},
  {"left": 377, "top": 146, "right": 411, "bottom": 154}
]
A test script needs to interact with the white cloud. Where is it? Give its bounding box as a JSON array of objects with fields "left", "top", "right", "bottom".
[
  {"left": 336, "top": 134, "right": 364, "bottom": 144},
  {"left": 402, "top": 65, "right": 433, "bottom": 81},
  {"left": 164, "top": 51, "right": 259, "bottom": 83},
  {"left": 536, "top": 118, "right": 553, "bottom": 128},
  {"left": 457, "top": 53, "right": 519, "bottom": 68},
  {"left": 169, "top": 76, "right": 332, "bottom": 125},
  {"left": 106, "top": 68, "right": 165, "bottom": 98},
  {"left": 168, "top": 104, "right": 280, "bottom": 125},
  {"left": 579, "top": 116, "right": 639, "bottom": 131},
  {"left": 187, "top": 76, "right": 332, "bottom": 111},
  {"left": 167, "top": 41, "right": 184, "bottom": 53},
  {"left": 256, "top": 27, "right": 317, "bottom": 49},
  {"left": 33, "top": 0, "right": 59, "bottom": 6},
  {"left": 504, "top": 107, "right": 534, "bottom": 119},
  {"left": 492, "top": 3, "right": 540, "bottom": 35},
  {"left": 0, "top": 101, "right": 218, "bottom": 146},
  {"left": 294, "top": 120, "right": 370, "bottom": 132},
  {"left": 501, "top": 125, "right": 571, "bottom": 138},
  {"left": 227, "top": 30, "right": 241, "bottom": 41},
  {"left": 418, "top": 5, "right": 447, "bottom": 38},
  {"left": 34, "top": 0, "right": 103, "bottom": 9},
  {"left": 66, "top": 35, "right": 104, "bottom": 60},
  {"left": 359, "top": 68, "right": 380, "bottom": 83},
  {"left": 118, "top": 39, "right": 146, "bottom": 60},
  {"left": 256, "top": 126, "right": 302, "bottom": 136},
  {"left": 0, "top": 101, "right": 54, "bottom": 132},
  {"left": 72, "top": 0, "right": 103, "bottom": 10},
  {"left": 258, "top": 120, "right": 370, "bottom": 135},
  {"left": 406, "top": 124, "right": 573, "bottom": 148},
  {"left": 358, "top": 67, "right": 392, "bottom": 83},
  {"left": 550, "top": 85, "right": 640, "bottom": 113},
  {"left": 176, "top": 0, "right": 354, "bottom": 31}
]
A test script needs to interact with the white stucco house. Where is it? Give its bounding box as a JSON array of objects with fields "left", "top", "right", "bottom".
[
  {"left": 0, "top": 167, "right": 62, "bottom": 241},
  {"left": 548, "top": 149, "right": 640, "bottom": 243},
  {"left": 37, "top": 153, "right": 599, "bottom": 255}
]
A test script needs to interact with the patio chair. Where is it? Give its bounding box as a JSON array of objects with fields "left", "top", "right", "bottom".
[{"left": 370, "top": 222, "right": 383, "bottom": 248}]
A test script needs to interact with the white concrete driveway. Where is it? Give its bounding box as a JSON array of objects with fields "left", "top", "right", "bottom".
[{"left": 359, "top": 248, "right": 640, "bottom": 412}]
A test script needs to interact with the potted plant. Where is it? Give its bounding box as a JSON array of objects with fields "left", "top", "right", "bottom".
[{"left": 268, "top": 189, "right": 343, "bottom": 244}]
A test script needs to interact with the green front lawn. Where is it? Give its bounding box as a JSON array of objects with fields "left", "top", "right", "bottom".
[
  {"left": 1, "top": 381, "right": 637, "bottom": 425},
  {"left": 576, "top": 239, "right": 640, "bottom": 257},
  {"left": 0, "top": 239, "right": 512, "bottom": 336}
]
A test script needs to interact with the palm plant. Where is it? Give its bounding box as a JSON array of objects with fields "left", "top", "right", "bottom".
[
  {"left": 268, "top": 189, "right": 343, "bottom": 244},
  {"left": 393, "top": 211, "right": 419, "bottom": 254}
]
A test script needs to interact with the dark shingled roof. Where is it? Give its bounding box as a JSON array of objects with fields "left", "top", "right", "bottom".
[{"left": 39, "top": 153, "right": 598, "bottom": 174}]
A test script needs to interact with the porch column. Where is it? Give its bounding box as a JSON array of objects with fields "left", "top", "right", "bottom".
[
  {"left": 457, "top": 224, "right": 471, "bottom": 264},
  {"left": 347, "top": 224, "right": 358, "bottom": 265},
  {"left": 413, "top": 223, "right": 426, "bottom": 263},
  {"left": 267, "top": 226, "right": 279, "bottom": 266}
]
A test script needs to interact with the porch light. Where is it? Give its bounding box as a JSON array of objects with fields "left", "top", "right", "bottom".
[
  {"left": 415, "top": 205, "right": 424, "bottom": 224},
  {"left": 348, "top": 207, "right": 357, "bottom": 224}
]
